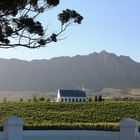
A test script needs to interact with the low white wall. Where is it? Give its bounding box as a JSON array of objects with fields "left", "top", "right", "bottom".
[
  {"left": 0, "top": 132, "right": 3, "bottom": 140},
  {"left": 136, "top": 134, "right": 140, "bottom": 140},
  {"left": 1, "top": 116, "right": 140, "bottom": 140},
  {"left": 23, "top": 130, "right": 119, "bottom": 140}
]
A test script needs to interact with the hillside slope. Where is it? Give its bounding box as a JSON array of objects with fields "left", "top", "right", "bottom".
[{"left": 0, "top": 51, "right": 140, "bottom": 91}]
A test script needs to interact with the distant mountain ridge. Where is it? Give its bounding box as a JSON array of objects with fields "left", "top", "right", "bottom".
[{"left": 0, "top": 50, "right": 140, "bottom": 91}]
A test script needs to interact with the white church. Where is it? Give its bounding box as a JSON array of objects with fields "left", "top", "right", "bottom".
[{"left": 56, "top": 86, "right": 87, "bottom": 102}]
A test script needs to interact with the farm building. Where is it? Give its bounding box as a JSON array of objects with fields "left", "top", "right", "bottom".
[{"left": 56, "top": 89, "right": 87, "bottom": 102}]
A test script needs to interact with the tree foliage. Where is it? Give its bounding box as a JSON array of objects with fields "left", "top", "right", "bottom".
[{"left": 0, "top": 0, "right": 83, "bottom": 48}]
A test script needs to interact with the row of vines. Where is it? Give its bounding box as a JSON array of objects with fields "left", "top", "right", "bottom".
[{"left": 0, "top": 101, "right": 139, "bottom": 130}]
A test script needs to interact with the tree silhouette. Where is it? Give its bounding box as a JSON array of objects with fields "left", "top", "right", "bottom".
[
  {"left": 95, "top": 95, "right": 98, "bottom": 102},
  {"left": 98, "top": 94, "right": 102, "bottom": 102},
  {"left": 0, "top": 0, "right": 83, "bottom": 49}
]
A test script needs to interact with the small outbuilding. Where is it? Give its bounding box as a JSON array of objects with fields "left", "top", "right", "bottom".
[{"left": 56, "top": 89, "right": 87, "bottom": 102}]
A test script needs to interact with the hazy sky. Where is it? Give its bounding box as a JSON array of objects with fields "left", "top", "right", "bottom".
[{"left": 0, "top": 0, "right": 140, "bottom": 62}]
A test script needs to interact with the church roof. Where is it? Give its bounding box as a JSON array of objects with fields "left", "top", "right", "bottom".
[{"left": 58, "top": 89, "right": 86, "bottom": 97}]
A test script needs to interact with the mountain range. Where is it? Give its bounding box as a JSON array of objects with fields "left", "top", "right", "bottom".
[{"left": 0, "top": 50, "right": 140, "bottom": 91}]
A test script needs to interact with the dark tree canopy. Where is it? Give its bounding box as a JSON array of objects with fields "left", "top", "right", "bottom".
[{"left": 0, "top": 0, "right": 83, "bottom": 48}]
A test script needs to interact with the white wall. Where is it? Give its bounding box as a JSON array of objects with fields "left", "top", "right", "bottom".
[
  {"left": 2, "top": 116, "right": 140, "bottom": 140},
  {"left": 58, "top": 97, "right": 87, "bottom": 102},
  {"left": 23, "top": 130, "right": 119, "bottom": 140}
]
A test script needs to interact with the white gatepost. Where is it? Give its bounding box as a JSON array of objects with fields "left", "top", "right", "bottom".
[
  {"left": 3, "top": 116, "right": 23, "bottom": 140},
  {"left": 119, "top": 119, "right": 138, "bottom": 140}
]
